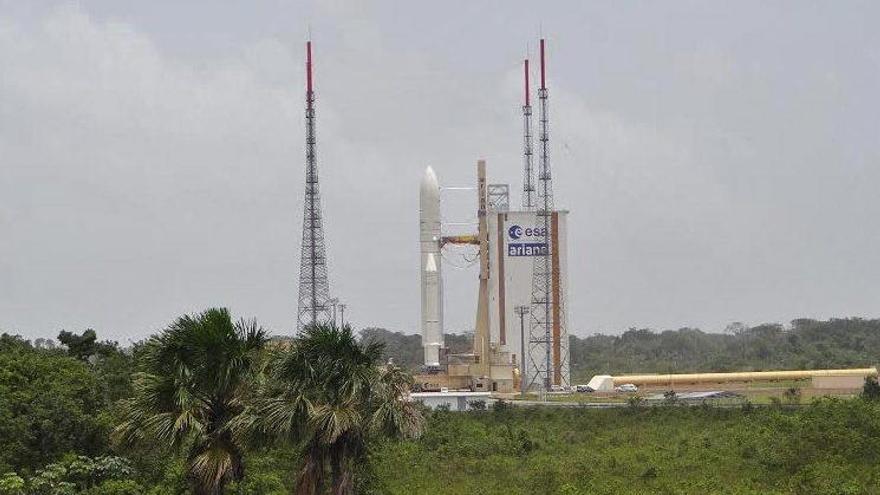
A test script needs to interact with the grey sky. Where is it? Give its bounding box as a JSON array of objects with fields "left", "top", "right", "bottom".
[{"left": 1, "top": 1, "right": 878, "bottom": 342}]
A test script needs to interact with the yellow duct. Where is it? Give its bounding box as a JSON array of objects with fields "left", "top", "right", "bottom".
[
  {"left": 441, "top": 235, "right": 479, "bottom": 246},
  {"left": 612, "top": 367, "right": 878, "bottom": 386}
]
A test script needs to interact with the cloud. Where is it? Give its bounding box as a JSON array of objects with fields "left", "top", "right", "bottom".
[
  {"left": 1, "top": 6, "right": 303, "bottom": 340},
  {"left": 1, "top": 3, "right": 878, "bottom": 342}
]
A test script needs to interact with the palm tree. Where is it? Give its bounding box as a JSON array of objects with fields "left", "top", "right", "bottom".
[
  {"left": 114, "top": 308, "right": 266, "bottom": 495},
  {"left": 257, "top": 324, "right": 423, "bottom": 495}
]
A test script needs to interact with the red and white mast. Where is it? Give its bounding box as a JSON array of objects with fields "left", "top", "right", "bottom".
[
  {"left": 521, "top": 58, "right": 536, "bottom": 209},
  {"left": 297, "top": 40, "right": 333, "bottom": 331},
  {"left": 526, "top": 37, "right": 567, "bottom": 391}
]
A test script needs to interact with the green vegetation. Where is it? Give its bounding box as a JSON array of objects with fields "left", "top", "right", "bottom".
[
  {"left": 863, "top": 376, "right": 880, "bottom": 401},
  {"left": 0, "top": 312, "right": 423, "bottom": 494},
  {"left": 114, "top": 308, "right": 267, "bottom": 494},
  {"left": 0, "top": 455, "right": 142, "bottom": 495},
  {"left": 571, "top": 318, "right": 880, "bottom": 381},
  {"left": 365, "top": 318, "right": 880, "bottom": 381},
  {"left": 2, "top": 315, "right": 880, "bottom": 493},
  {"left": 370, "top": 400, "right": 880, "bottom": 495},
  {"left": 252, "top": 325, "right": 423, "bottom": 494},
  {"left": 0, "top": 334, "right": 121, "bottom": 474}
]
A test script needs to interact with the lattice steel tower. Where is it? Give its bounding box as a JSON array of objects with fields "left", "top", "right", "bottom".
[
  {"left": 526, "top": 38, "right": 568, "bottom": 391},
  {"left": 521, "top": 58, "right": 536, "bottom": 209},
  {"left": 297, "top": 40, "right": 333, "bottom": 331}
]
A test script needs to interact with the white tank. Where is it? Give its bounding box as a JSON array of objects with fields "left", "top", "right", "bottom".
[{"left": 420, "top": 167, "right": 443, "bottom": 366}]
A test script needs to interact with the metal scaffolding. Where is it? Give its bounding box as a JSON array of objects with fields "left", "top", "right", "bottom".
[
  {"left": 526, "top": 38, "right": 569, "bottom": 391},
  {"left": 297, "top": 40, "right": 333, "bottom": 332}
]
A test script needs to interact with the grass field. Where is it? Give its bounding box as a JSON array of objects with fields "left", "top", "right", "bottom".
[{"left": 366, "top": 398, "right": 880, "bottom": 495}]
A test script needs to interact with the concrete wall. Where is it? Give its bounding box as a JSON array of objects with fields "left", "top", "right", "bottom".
[{"left": 812, "top": 375, "right": 866, "bottom": 390}]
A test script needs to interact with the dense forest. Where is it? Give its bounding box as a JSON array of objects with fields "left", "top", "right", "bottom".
[
  {"left": 363, "top": 318, "right": 880, "bottom": 381},
  {"left": 2, "top": 316, "right": 880, "bottom": 494}
]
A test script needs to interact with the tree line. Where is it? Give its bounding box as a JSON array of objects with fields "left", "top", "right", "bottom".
[
  {"left": 3, "top": 315, "right": 880, "bottom": 494},
  {"left": 362, "top": 318, "right": 880, "bottom": 381},
  {"left": 0, "top": 309, "right": 422, "bottom": 495}
]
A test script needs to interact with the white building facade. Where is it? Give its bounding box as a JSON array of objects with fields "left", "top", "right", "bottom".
[{"left": 486, "top": 209, "right": 571, "bottom": 387}]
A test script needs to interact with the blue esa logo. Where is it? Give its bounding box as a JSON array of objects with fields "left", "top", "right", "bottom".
[{"left": 508, "top": 224, "right": 546, "bottom": 240}]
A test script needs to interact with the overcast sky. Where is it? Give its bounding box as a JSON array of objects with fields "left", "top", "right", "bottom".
[{"left": 2, "top": 1, "right": 878, "bottom": 342}]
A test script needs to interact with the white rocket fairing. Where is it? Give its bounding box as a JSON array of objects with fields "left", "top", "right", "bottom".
[{"left": 420, "top": 167, "right": 443, "bottom": 366}]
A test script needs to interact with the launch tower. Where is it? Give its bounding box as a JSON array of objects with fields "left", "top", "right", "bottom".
[{"left": 526, "top": 38, "right": 569, "bottom": 390}]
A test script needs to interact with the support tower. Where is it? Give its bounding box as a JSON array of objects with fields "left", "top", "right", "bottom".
[
  {"left": 526, "top": 38, "right": 569, "bottom": 390},
  {"left": 297, "top": 40, "right": 333, "bottom": 331}
]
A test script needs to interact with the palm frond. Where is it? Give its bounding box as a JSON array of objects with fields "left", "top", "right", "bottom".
[
  {"left": 188, "top": 442, "right": 236, "bottom": 494},
  {"left": 114, "top": 307, "right": 265, "bottom": 494}
]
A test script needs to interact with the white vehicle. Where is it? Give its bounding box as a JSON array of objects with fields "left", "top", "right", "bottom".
[{"left": 616, "top": 384, "right": 639, "bottom": 393}]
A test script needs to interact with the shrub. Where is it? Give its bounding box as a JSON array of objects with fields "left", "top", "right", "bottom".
[
  {"left": 0, "top": 473, "right": 25, "bottom": 495},
  {"left": 83, "top": 480, "right": 144, "bottom": 495},
  {"left": 783, "top": 387, "right": 802, "bottom": 405},
  {"left": 627, "top": 395, "right": 645, "bottom": 409},
  {"left": 861, "top": 376, "right": 880, "bottom": 401}
]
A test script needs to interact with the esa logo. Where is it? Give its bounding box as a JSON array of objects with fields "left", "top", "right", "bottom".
[{"left": 508, "top": 224, "right": 547, "bottom": 240}]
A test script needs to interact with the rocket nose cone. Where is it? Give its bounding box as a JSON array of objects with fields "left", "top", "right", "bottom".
[
  {"left": 422, "top": 166, "right": 438, "bottom": 186},
  {"left": 420, "top": 166, "right": 439, "bottom": 198}
]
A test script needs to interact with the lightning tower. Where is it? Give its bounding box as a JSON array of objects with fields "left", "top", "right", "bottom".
[
  {"left": 297, "top": 40, "right": 333, "bottom": 331},
  {"left": 526, "top": 38, "right": 568, "bottom": 390},
  {"left": 521, "top": 58, "right": 536, "bottom": 209}
]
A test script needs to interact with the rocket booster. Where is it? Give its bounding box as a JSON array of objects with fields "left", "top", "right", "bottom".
[{"left": 420, "top": 166, "right": 443, "bottom": 367}]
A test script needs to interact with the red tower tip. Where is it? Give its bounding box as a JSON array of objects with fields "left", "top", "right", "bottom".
[
  {"left": 539, "top": 38, "right": 546, "bottom": 90},
  {"left": 306, "top": 41, "right": 313, "bottom": 94},
  {"left": 524, "top": 59, "right": 530, "bottom": 106}
]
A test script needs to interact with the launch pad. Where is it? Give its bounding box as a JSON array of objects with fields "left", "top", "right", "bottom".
[
  {"left": 416, "top": 37, "right": 570, "bottom": 394},
  {"left": 415, "top": 160, "right": 571, "bottom": 393}
]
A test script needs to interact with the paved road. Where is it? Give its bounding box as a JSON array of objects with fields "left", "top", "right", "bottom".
[
  {"left": 504, "top": 399, "right": 627, "bottom": 408},
  {"left": 499, "top": 398, "right": 797, "bottom": 409}
]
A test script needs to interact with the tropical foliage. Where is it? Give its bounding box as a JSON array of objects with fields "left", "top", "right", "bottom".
[
  {"left": 2, "top": 315, "right": 880, "bottom": 494},
  {"left": 0, "top": 335, "right": 111, "bottom": 473},
  {"left": 252, "top": 324, "right": 423, "bottom": 495},
  {"left": 114, "top": 308, "right": 267, "bottom": 495},
  {"left": 0, "top": 455, "right": 141, "bottom": 495}
]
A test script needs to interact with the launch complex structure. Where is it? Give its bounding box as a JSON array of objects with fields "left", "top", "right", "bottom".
[
  {"left": 418, "top": 39, "right": 571, "bottom": 394},
  {"left": 291, "top": 38, "right": 569, "bottom": 391},
  {"left": 291, "top": 40, "right": 877, "bottom": 399}
]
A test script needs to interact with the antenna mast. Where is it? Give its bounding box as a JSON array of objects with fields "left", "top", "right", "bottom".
[
  {"left": 521, "top": 58, "right": 536, "bottom": 209},
  {"left": 526, "top": 38, "right": 568, "bottom": 391},
  {"left": 297, "top": 40, "right": 333, "bottom": 331}
]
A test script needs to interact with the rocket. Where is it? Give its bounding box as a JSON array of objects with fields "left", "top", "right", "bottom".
[{"left": 420, "top": 166, "right": 443, "bottom": 367}]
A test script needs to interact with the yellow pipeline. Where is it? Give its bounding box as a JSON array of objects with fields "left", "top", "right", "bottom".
[
  {"left": 612, "top": 367, "right": 878, "bottom": 386},
  {"left": 441, "top": 235, "right": 479, "bottom": 246}
]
